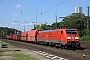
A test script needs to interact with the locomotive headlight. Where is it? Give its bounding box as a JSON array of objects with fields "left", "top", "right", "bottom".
[
  {"left": 67, "top": 37, "right": 71, "bottom": 39},
  {"left": 75, "top": 37, "right": 79, "bottom": 39}
]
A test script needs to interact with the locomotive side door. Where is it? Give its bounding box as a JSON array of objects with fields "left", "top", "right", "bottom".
[{"left": 60, "top": 30, "right": 65, "bottom": 45}]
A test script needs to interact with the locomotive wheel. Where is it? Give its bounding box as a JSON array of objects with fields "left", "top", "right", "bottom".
[
  {"left": 55, "top": 44, "right": 58, "bottom": 48},
  {"left": 65, "top": 45, "right": 70, "bottom": 50},
  {"left": 51, "top": 43, "right": 55, "bottom": 47},
  {"left": 55, "top": 43, "right": 63, "bottom": 49},
  {"left": 61, "top": 44, "right": 64, "bottom": 49}
]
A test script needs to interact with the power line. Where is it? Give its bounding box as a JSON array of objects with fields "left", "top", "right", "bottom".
[
  {"left": 30, "top": 0, "right": 70, "bottom": 21},
  {"left": 1, "top": 0, "right": 70, "bottom": 23},
  {"left": 11, "top": 0, "right": 43, "bottom": 11},
  {"left": 42, "top": 0, "right": 70, "bottom": 14}
]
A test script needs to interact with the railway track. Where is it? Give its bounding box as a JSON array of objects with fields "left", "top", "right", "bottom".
[{"left": 1, "top": 39, "right": 90, "bottom": 60}]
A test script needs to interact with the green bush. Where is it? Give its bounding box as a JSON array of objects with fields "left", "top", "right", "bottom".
[
  {"left": 80, "top": 36, "right": 90, "bottom": 42},
  {"left": 14, "top": 54, "right": 38, "bottom": 60},
  {"left": 2, "top": 42, "right": 8, "bottom": 48}
]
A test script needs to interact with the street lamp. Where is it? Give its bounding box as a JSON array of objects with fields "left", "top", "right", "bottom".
[
  {"left": 58, "top": 17, "right": 66, "bottom": 19},
  {"left": 14, "top": 21, "right": 20, "bottom": 34},
  {"left": 7, "top": 11, "right": 9, "bottom": 28},
  {"left": 32, "top": 22, "right": 37, "bottom": 30},
  {"left": 14, "top": 21, "right": 17, "bottom": 34},
  {"left": 55, "top": 14, "right": 58, "bottom": 29},
  {"left": 32, "top": 22, "right": 42, "bottom": 30},
  {"left": 14, "top": 21, "right": 17, "bottom": 22},
  {"left": 58, "top": 17, "right": 66, "bottom": 28},
  {"left": 36, "top": 10, "right": 37, "bottom": 30}
]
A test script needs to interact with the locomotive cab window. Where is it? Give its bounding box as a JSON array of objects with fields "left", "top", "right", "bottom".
[{"left": 66, "top": 30, "right": 77, "bottom": 34}]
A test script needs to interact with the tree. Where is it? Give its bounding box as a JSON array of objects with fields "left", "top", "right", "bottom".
[
  {"left": 58, "top": 13, "right": 87, "bottom": 37},
  {"left": 32, "top": 13, "right": 89, "bottom": 37},
  {"left": 33, "top": 23, "right": 51, "bottom": 30},
  {"left": 0, "top": 27, "right": 21, "bottom": 37}
]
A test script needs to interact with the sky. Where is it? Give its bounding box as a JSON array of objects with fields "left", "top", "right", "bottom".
[{"left": 0, "top": 0, "right": 90, "bottom": 32}]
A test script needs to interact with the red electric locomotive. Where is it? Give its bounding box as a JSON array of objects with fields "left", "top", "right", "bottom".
[{"left": 37, "top": 28, "right": 80, "bottom": 49}]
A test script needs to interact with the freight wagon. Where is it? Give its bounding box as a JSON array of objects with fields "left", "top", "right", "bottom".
[
  {"left": 13, "top": 34, "right": 21, "bottom": 40},
  {"left": 27, "top": 30, "right": 37, "bottom": 42},
  {"left": 21, "top": 32, "right": 28, "bottom": 41}
]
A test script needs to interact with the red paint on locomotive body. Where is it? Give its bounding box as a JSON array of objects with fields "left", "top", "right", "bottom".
[{"left": 37, "top": 28, "right": 80, "bottom": 47}]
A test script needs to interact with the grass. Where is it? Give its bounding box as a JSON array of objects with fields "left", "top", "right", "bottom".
[
  {"left": 1, "top": 42, "right": 16, "bottom": 48},
  {"left": 0, "top": 52, "right": 3, "bottom": 56},
  {"left": 0, "top": 42, "right": 38, "bottom": 60},
  {"left": 14, "top": 54, "right": 38, "bottom": 60},
  {"left": 0, "top": 50, "right": 38, "bottom": 60},
  {"left": 80, "top": 36, "right": 90, "bottom": 42},
  {"left": 2, "top": 42, "right": 8, "bottom": 48}
]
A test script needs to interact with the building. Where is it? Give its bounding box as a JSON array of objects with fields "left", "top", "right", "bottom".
[{"left": 75, "top": 6, "right": 82, "bottom": 13}]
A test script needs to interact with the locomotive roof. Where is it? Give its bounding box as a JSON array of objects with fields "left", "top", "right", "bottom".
[
  {"left": 42, "top": 29, "right": 58, "bottom": 32},
  {"left": 41, "top": 28, "right": 77, "bottom": 32}
]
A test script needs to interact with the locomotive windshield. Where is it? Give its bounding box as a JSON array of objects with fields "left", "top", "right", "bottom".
[{"left": 66, "top": 30, "right": 77, "bottom": 34}]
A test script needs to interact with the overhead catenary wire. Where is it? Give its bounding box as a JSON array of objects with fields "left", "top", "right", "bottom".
[
  {"left": 11, "top": 0, "right": 44, "bottom": 11},
  {"left": 42, "top": 0, "right": 70, "bottom": 14},
  {"left": 30, "top": 0, "right": 70, "bottom": 21},
  {"left": 10, "top": 0, "right": 70, "bottom": 18},
  {"left": 0, "top": 0, "right": 70, "bottom": 26},
  {"left": 0, "top": 0, "right": 70, "bottom": 20}
]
